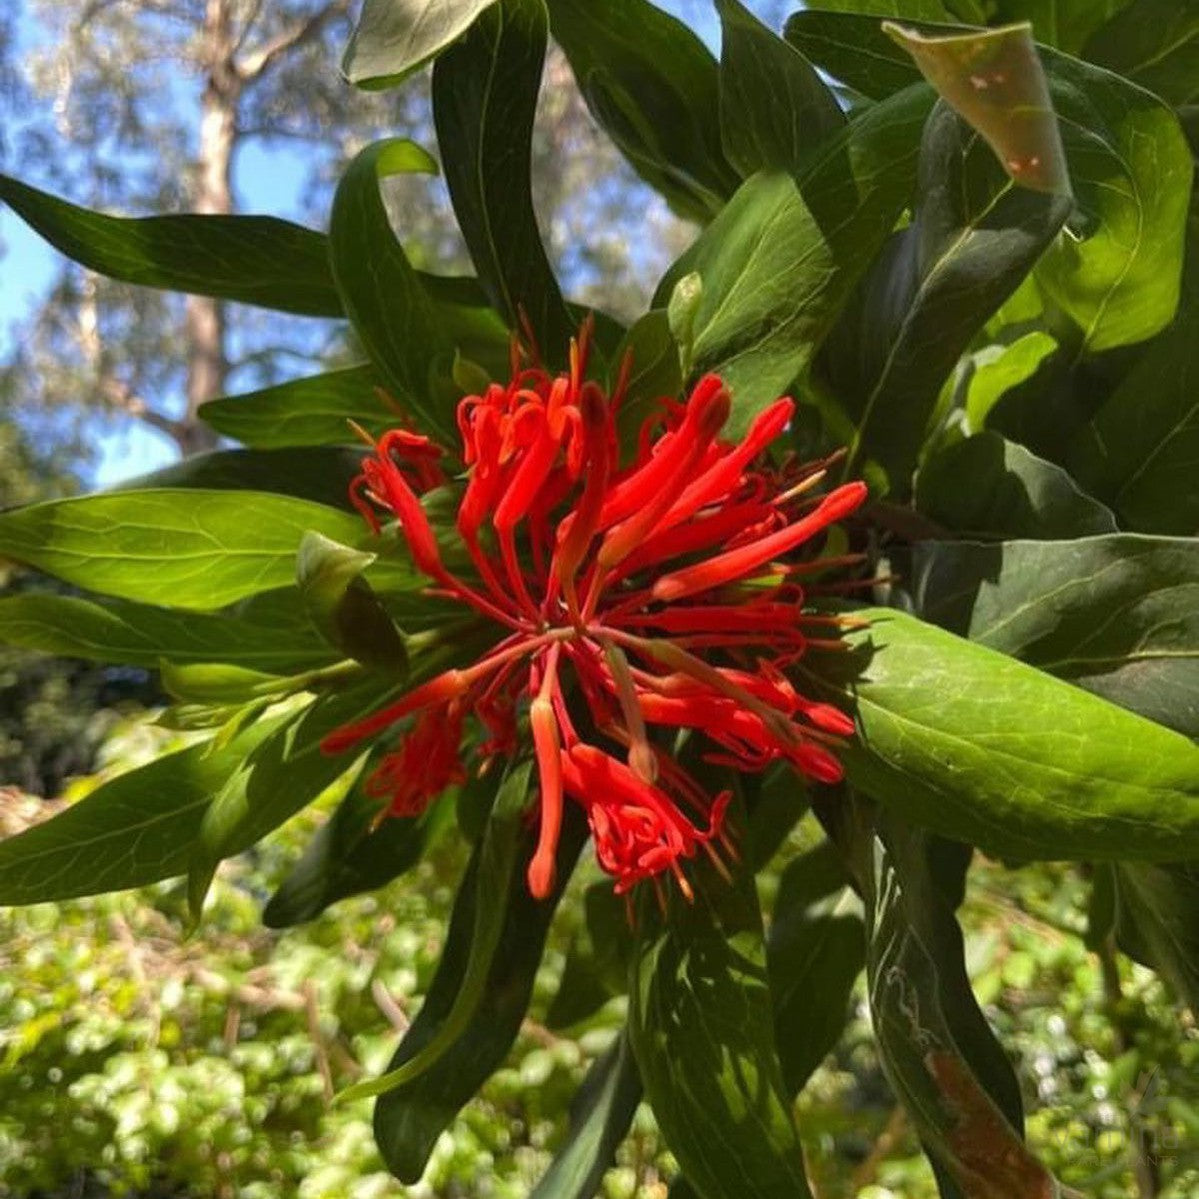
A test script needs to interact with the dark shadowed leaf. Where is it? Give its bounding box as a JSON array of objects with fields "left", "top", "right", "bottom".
[
  {"left": 1084, "top": 0, "right": 1199, "bottom": 106},
  {"left": 914, "top": 535, "right": 1199, "bottom": 736},
  {"left": 819, "top": 101, "right": 1069, "bottom": 492},
  {"left": 990, "top": 0, "right": 1133, "bottom": 55},
  {"left": 343, "top": 0, "right": 501, "bottom": 87},
  {"left": 804, "top": 608, "right": 1199, "bottom": 860},
  {"left": 0, "top": 490, "right": 369, "bottom": 611},
  {"left": 1113, "top": 860, "right": 1199, "bottom": 1014},
  {"left": 612, "top": 310, "right": 683, "bottom": 453},
  {"left": 915, "top": 431, "right": 1117, "bottom": 538},
  {"left": 962, "top": 330, "right": 1057, "bottom": 430},
  {"left": 0, "top": 173, "right": 343, "bottom": 317},
  {"left": 545, "top": 0, "right": 737, "bottom": 222},
  {"left": 329, "top": 139, "right": 458, "bottom": 448},
  {"left": 716, "top": 0, "right": 845, "bottom": 179},
  {"left": 530, "top": 1031, "right": 642, "bottom": 1199},
  {"left": 432, "top": 0, "right": 575, "bottom": 362},
  {"left": 628, "top": 804, "right": 813, "bottom": 1199}
]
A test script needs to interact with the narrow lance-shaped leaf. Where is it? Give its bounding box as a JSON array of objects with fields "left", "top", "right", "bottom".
[
  {"left": 802, "top": 608, "right": 1199, "bottom": 861},
  {"left": 432, "top": 0, "right": 575, "bottom": 362},
  {"left": 0, "top": 173, "right": 343, "bottom": 317},
  {"left": 329, "top": 139, "right": 458, "bottom": 448},
  {"left": 0, "top": 490, "right": 370, "bottom": 611}
]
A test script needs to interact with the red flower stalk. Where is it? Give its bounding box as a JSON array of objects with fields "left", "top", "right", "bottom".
[{"left": 323, "top": 326, "right": 868, "bottom": 899}]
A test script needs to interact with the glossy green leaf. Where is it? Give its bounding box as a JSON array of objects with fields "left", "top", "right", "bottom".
[
  {"left": 657, "top": 83, "right": 935, "bottom": 437},
  {"left": 0, "top": 588, "right": 335, "bottom": 671},
  {"left": 372, "top": 785, "right": 588, "bottom": 1181},
  {"left": 716, "top": 0, "right": 845, "bottom": 179},
  {"left": 820, "top": 101, "right": 1069, "bottom": 490},
  {"left": 883, "top": 21, "right": 1072, "bottom": 195},
  {"left": 991, "top": 0, "right": 1132, "bottom": 55},
  {"left": 915, "top": 431, "right": 1117, "bottom": 538},
  {"left": 851, "top": 805, "right": 1055, "bottom": 1197},
  {"left": 1113, "top": 860, "right": 1199, "bottom": 1013},
  {"left": 768, "top": 839, "right": 865, "bottom": 1095},
  {"left": 198, "top": 365, "right": 396, "bottom": 449},
  {"left": 297, "top": 532, "right": 408, "bottom": 673},
  {"left": 612, "top": 310, "right": 683, "bottom": 453},
  {"left": 807, "top": 608, "right": 1199, "bottom": 860},
  {"left": 0, "top": 716, "right": 284, "bottom": 903},
  {"left": 431, "top": 0, "right": 575, "bottom": 362},
  {"left": 913, "top": 535, "right": 1199, "bottom": 737},
  {"left": 0, "top": 489, "right": 369, "bottom": 611},
  {"left": 1084, "top": 0, "right": 1199, "bottom": 106},
  {"left": 545, "top": 0, "right": 737, "bottom": 223},
  {"left": 329, "top": 139, "right": 458, "bottom": 448},
  {"left": 0, "top": 173, "right": 343, "bottom": 317},
  {"left": 264, "top": 778, "right": 450, "bottom": 928},
  {"left": 530, "top": 1031, "right": 642, "bottom": 1199},
  {"left": 963, "top": 330, "right": 1057, "bottom": 430},
  {"left": 1066, "top": 203, "right": 1199, "bottom": 534},
  {"left": 112, "top": 447, "right": 367, "bottom": 511},
  {"left": 343, "top": 0, "right": 500, "bottom": 87},
  {"left": 628, "top": 809, "right": 812, "bottom": 1199}
]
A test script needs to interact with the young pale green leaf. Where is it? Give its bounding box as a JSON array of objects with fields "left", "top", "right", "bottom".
[
  {"left": 656, "top": 83, "right": 935, "bottom": 437},
  {"left": 0, "top": 490, "right": 370, "bottom": 611},
  {"left": 0, "top": 173, "right": 342, "bottom": 317},
  {"left": 768, "top": 840, "right": 865, "bottom": 1096},
  {"left": 545, "top": 0, "right": 737, "bottom": 223},
  {"left": 915, "top": 432, "right": 1117, "bottom": 538},
  {"left": 432, "top": 0, "right": 575, "bottom": 364},
  {"left": 809, "top": 608, "right": 1199, "bottom": 860},
  {"left": 342, "top": 0, "right": 498, "bottom": 87},
  {"left": 883, "top": 21, "right": 1072, "bottom": 196},
  {"left": 329, "top": 139, "right": 458, "bottom": 448},
  {"left": 628, "top": 807, "right": 813, "bottom": 1199},
  {"left": 0, "top": 589, "right": 335, "bottom": 671},
  {"left": 820, "top": 101, "right": 1069, "bottom": 492},
  {"left": 914, "top": 535, "right": 1199, "bottom": 737},
  {"left": 716, "top": 0, "right": 845, "bottom": 179},
  {"left": 1084, "top": 0, "right": 1199, "bottom": 106},
  {"left": 0, "top": 715, "right": 286, "bottom": 904},
  {"left": 160, "top": 661, "right": 299, "bottom": 705},
  {"left": 849, "top": 804, "right": 1055, "bottom": 1197},
  {"left": 372, "top": 793, "right": 589, "bottom": 1181},
  {"left": 529, "top": 1031, "right": 642, "bottom": 1199},
  {"left": 198, "top": 365, "right": 398, "bottom": 449},
  {"left": 963, "top": 330, "right": 1057, "bottom": 430},
  {"left": 297, "top": 532, "right": 407, "bottom": 673},
  {"left": 1113, "top": 861, "right": 1199, "bottom": 1014}
]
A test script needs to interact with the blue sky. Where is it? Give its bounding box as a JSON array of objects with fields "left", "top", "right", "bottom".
[{"left": 0, "top": 1, "right": 725, "bottom": 488}]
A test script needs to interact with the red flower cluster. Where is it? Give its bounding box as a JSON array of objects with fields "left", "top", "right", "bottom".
[{"left": 323, "top": 330, "right": 867, "bottom": 900}]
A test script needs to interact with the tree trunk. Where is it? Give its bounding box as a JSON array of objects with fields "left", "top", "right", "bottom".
[{"left": 181, "top": 0, "right": 240, "bottom": 455}]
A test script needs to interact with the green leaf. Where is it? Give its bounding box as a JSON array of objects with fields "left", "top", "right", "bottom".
[
  {"left": 1065, "top": 203, "right": 1199, "bottom": 534},
  {"left": 1084, "top": 0, "right": 1199, "bottom": 106},
  {"left": 343, "top": 0, "right": 501, "bottom": 87},
  {"left": 0, "top": 588, "right": 335, "bottom": 671},
  {"left": 915, "top": 431, "right": 1118, "bottom": 538},
  {"left": 657, "top": 83, "right": 936, "bottom": 438},
  {"left": 1113, "top": 860, "right": 1199, "bottom": 1013},
  {"left": 991, "top": 0, "right": 1133, "bottom": 55},
  {"left": 612, "top": 310, "right": 683, "bottom": 453},
  {"left": 850, "top": 804, "right": 1055, "bottom": 1196},
  {"left": 112, "top": 447, "right": 367, "bottom": 511},
  {"left": 0, "top": 716, "right": 284, "bottom": 903},
  {"left": 264, "top": 779, "right": 450, "bottom": 928},
  {"left": 0, "top": 490, "right": 370, "bottom": 611},
  {"left": 913, "top": 535, "right": 1199, "bottom": 737},
  {"left": 628, "top": 807, "right": 813, "bottom": 1199},
  {"left": 716, "top": 0, "right": 846, "bottom": 179},
  {"left": 768, "top": 839, "right": 865, "bottom": 1095},
  {"left": 883, "top": 21, "right": 1072, "bottom": 196},
  {"left": 820, "top": 101, "right": 1069, "bottom": 491},
  {"left": 0, "top": 173, "right": 342, "bottom": 317},
  {"left": 431, "top": 0, "right": 575, "bottom": 362},
  {"left": 297, "top": 532, "right": 407, "bottom": 673},
  {"left": 807, "top": 608, "right": 1199, "bottom": 860},
  {"left": 962, "top": 330, "right": 1057, "bottom": 430},
  {"left": 371, "top": 780, "right": 588, "bottom": 1181},
  {"left": 198, "top": 365, "right": 397, "bottom": 449},
  {"left": 530, "top": 1031, "right": 642, "bottom": 1199},
  {"left": 545, "top": 0, "right": 737, "bottom": 223},
  {"left": 329, "top": 139, "right": 458, "bottom": 448}
]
